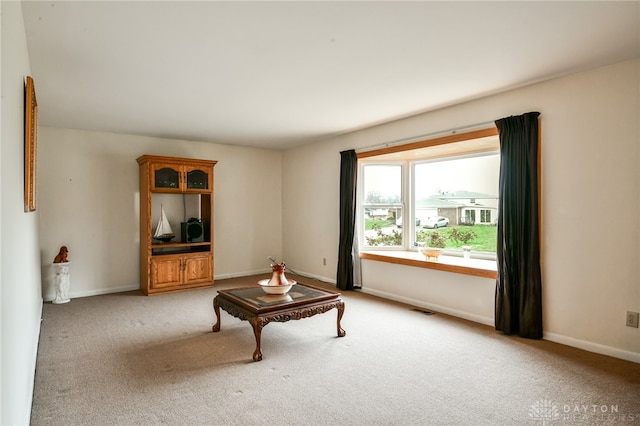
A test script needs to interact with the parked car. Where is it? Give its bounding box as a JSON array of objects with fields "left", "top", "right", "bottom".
[
  {"left": 423, "top": 216, "right": 449, "bottom": 229},
  {"left": 396, "top": 217, "right": 420, "bottom": 228}
]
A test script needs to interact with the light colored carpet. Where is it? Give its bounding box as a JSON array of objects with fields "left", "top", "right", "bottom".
[{"left": 31, "top": 274, "right": 640, "bottom": 425}]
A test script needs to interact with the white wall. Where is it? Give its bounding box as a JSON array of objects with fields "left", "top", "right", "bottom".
[
  {"left": 282, "top": 139, "right": 343, "bottom": 281},
  {"left": 38, "top": 128, "right": 283, "bottom": 300},
  {"left": 283, "top": 59, "right": 640, "bottom": 363},
  {"left": 1, "top": 2, "right": 43, "bottom": 424}
]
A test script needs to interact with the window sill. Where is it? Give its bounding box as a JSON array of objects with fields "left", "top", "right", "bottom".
[{"left": 359, "top": 250, "right": 498, "bottom": 279}]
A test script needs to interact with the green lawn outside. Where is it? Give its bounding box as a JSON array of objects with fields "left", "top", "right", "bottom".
[
  {"left": 418, "top": 225, "right": 497, "bottom": 252},
  {"left": 365, "top": 218, "right": 497, "bottom": 252},
  {"left": 365, "top": 218, "right": 395, "bottom": 230}
]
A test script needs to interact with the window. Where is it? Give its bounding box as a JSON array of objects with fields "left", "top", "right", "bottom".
[
  {"left": 480, "top": 209, "right": 491, "bottom": 223},
  {"left": 465, "top": 209, "right": 476, "bottom": 224},
  {"left": 358, "top": 128, "right": 500, "bottom": 265}
]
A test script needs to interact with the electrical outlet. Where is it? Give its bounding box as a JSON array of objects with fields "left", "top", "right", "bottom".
[
  {"left": 626, "top": 311, "right": 639, "bottom": 328},
  {"left": 323, "top": 258, "right": 327, "bottom": 266}
]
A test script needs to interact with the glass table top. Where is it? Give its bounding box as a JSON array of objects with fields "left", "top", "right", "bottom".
[{"left": 219, "top": 283, "right": 339, "bottom": 312}]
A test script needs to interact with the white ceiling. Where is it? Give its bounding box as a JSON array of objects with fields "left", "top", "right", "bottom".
[{"left": 21, "top": 1, "right": 640, "bottom": 150}]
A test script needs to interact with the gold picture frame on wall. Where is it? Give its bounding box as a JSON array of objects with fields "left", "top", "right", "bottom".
[{"left": 24, "top": 76, "right": 38, "bottom": 212}]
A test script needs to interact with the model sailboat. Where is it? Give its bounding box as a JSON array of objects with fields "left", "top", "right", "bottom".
[{"left": 153, "top": 205, "right": 175, "bottom": 242}]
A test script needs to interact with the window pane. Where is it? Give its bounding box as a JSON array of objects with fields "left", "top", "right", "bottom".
[
  {"left": 363, "top": 165, "right": 401, "bottom": 204},
  {"left": 363, "top": 207, "right": 403, "bottom": 247},
  {"left": 414, "top": 154, "right": 499, "bottom": 253},
  {"left": 363, "top": 165, "right": 403, "bottom": 247}
]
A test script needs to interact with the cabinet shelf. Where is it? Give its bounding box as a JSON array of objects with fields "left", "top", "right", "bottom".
[
  {"left": 137, "top": 155, "right": 217, "bottom": 295},
  {"left": 152, "top": 243, "right": 211, "bottom": 256},
  {"left": 151, "top": 241, "right": 210, "bottom": 249}
]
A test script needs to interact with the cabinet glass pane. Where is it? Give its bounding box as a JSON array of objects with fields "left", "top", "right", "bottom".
[
  {"left": 155, "top": 168, "right": 179, "bottom": 188},
  {"left": 187, "top": 170, "right": 208, "bottom": 189}
]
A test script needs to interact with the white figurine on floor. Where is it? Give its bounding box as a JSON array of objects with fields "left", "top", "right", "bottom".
[{"left": 53, "top": 246, "right": 71, "bottom": 304}]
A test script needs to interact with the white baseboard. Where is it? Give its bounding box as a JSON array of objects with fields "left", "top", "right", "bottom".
[
  {"left": 44, "top": 268, "right": 286, "bottom": 301},
  {"left": 360, "top": 287, "right": 639, "bottom": 364},
  {"left": 215, "top": 267, "right": 337, "bottom": 286},
  {"left": 214, "top": 268, "right": 271, "bottom": 280},
  {"left": 290, "top": 270, "right": 336, "bottom": 285},
  {"left": 26, "top": 297, "right": 44, "bottom": 425},
  {"left": 44, "top": 269, "right": 272, "bottom": 301},
  {"left": 70, "top": 284, "right": 140, "bottom": 300},
  {"left": 543, "top": 332, "right": 640, "bottom": 364},
  {"left": 44, "top": 284, "right": 140, "bottom": 302},
  {"left": 43, "top": 272, "right": 639, "bottom": 364},
  {"left": 360, "top": 287, "right": 494, "bottom": 326}
]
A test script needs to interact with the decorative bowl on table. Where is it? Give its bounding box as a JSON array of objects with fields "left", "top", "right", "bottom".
[{"left": 258, "top": 279, "right": 297, "bottom": 295}]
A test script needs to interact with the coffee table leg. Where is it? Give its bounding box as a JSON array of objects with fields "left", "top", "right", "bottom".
[
  {"left": 337, "top": 301, "right": 346, "bottom": 337},
  {"left": 212, "top": 296, "right": 221, "bottom": 332},
  {"left": 250, "top": 317, "right": 263, "bottom": 362}
]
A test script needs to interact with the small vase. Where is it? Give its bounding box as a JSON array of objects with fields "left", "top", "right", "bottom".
[
  {"left": 420, "top": 247, "right": 442, "bottom": 261},
  {"left": 268, "top": 263, "right": 289, "bottom": 286}
]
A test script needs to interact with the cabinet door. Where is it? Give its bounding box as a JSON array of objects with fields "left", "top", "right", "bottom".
[
  {"left": 183, "top": 254, "right": 212, "bottom": 285},
  {"left": 150, "top": 164, "right": 181, "bottom": 192},
  {"left": 184, "top": 165, "right": 212, "bottom": 192},
  {"left": 151, "top": 256, "right": 183, "bottom": 288}
]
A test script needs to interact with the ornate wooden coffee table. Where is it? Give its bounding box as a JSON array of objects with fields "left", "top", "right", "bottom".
[{"left": 212, "top": 283, "right": 345, "bottom": 361}]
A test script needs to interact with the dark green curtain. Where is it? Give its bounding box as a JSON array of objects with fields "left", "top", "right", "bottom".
[
  {"left": 336, "top": 150, "right": 357, "bottom": 291},
  {"left": 495, "top": 112, "right": 543, "bottom": 339}
]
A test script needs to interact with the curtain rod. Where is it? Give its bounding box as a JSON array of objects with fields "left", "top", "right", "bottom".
[{"left": 355, "top": 119, "right": 496, "bottom": 153}]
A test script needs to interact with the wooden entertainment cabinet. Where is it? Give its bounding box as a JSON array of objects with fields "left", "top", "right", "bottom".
[{"left": 137, "top": 155, "right": 217, "bottom": 295}]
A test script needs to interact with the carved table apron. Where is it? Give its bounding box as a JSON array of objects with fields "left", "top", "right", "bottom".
[{"left": 212, "top": 284, "right": 346, "bottom": 361}]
